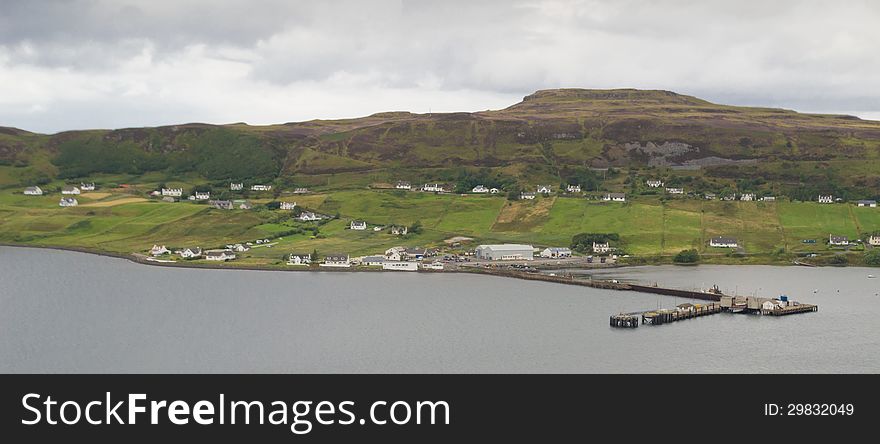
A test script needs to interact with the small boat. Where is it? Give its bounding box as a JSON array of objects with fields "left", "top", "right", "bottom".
[{"left": 869, "top": 275, "right": 876, "bottom": 279}]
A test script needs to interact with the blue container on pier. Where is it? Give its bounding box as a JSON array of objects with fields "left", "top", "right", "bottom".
[{"left": 779, "top": 295, "right": 789, "bottom": 302}]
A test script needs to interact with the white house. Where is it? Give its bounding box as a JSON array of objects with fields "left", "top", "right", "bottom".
[
  {"left": 321, "top": 253, "right": 350, "bottom": 268},
  {"left": 180, "top": 247, "right": 202, "bottom": 259},
  {"left": 829, "top": 234, "right": 849, "bottom": 246},
  {"left": 857, "top": 200, "right": 877, "bottom": 207},
  {"left": 592, "top": 242, "right": 610, "bottom": 254},
  {"left": 350, "top": 220, "right": 367, "bottom": 230},
  {"left": 59, "top": 197, "right": 78, "bottom": 207},
  {"left": 603, "top": 193, "right": 626, "bottom": 202},
  {"left": 80, "top": 182, "right": 96, "bottom": 191},
  {"left": 288, "top": 253, "right": 312, "bottom": 265},
  {"left": 762, "top": 300, "right": 784, "bottom": 312},
  {"left": 520, "top": 192, "right": 536, "bottom": 200},
  {"left": 646, "top": 180, "right": 664, "bottom": 188},
  {"left": 537, "top": 185, "right": 552, "bottom": 194},
  {"left": 280, "top": 201, "right": 297, "bottom": 210},
  {"left": 298, "top": 211, "right": 322, "bottom": 221},
  {"left": 395, "top": 181, "right": 412, "bottom": 190},
  {"left": 566, "top": 184, "right": 581, "bottom": 193},
  {"left": 227, "top": 243, "right": 250, "bottom": 252},
  {"left": 205, "top": 250, "right": 236, "bottom": 261},
  {"left": 390, "top": 225, "right": 408, "bottom": 235},
  {"left": 293, "top": 188, "right": 310, "bottom": 194},
  {"left": 709, "top": 236, "right": 738, "bottom": 248},
  {"left": 760, "top": 196, "right": 776, "bottom": 201},
  {"left": 666, "top": 187, "right": 684, "bottom": 195},
  {"left": 704, "top": 193, "right": 716, "bottom": 200},
  {"left": 385, "top": 247, "right": 405, "bottom": 261},
  {"left": 161, "top": 188, "right": 183, "bottom": 197},
  {"left": 23, "top": 186, "right": 43, "bottom": 195},
  {"left": 150, "top": 245, "right": 170, "bottom": 256},
  {"left": 382, "top": 261, "right": 419, "bottom": 271},
  {"left": 472, "top": 185, "right": 490, "bottom": 193},
  {"left": 230, "top": 183, "right": 243, "bottom": 191},
  {"left": 420, "top": 261, "right": 444, "bottom": 270},
  {"left": 818, "top": 195, "right": 833, "bottom": 204},
  {"left": 62, "top": 186, "right": 81, "bottom": 195},
  {"left": 422, "top": 183, "right": 446, "bottom": 192},
  {"left": 373, "top": 226, "right": 384, "bottom": 232},
  {"left": 868, "top": 235, "right": 880, "bottom": 246},
  {"left": 251, "top": 184, "right": 272, "bottom": 191},
  {"left": 541, "top": 247, "right": 572, "bottom": 258},
  {"left": 193, "top": 191, "right": 210, "bottom": 200},
  {"left": 740, "top": 193, "right": 756, "bottom": 201}
]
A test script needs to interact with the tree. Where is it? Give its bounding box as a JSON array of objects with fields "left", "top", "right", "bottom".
[
  {"left": 865, "top": 249, "right": 880, "bottom": 266},
  {"left": 571, "top": 233, "right": 620, "bottom": 253},
  {"left": 674, "top": 249, "right": 700, "bottom": 263},
  {"left": 409, "top": 220, "right": 423, "bottom": 234}
]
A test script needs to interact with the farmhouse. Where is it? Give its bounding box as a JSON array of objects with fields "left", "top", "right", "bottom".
[
  {"left": 603, "top": 192, "right": 626, "bottom": 202},
  {"left": 404, "top": 247, "right": 427, "bottom": 260},
  {"left": 209, "top": 200, "right": 233, "bottom": 210},
  {"left": 475, "top": 244, "right": 534, "bottom": 261},
  {"left": 293, "top": 188, "right": 310, "bottom": 194},
  {"left": 390, "top": 225, "right": 408, "bottom": 235},
  {"left": 62, "top": 186, "right": 81, "bottom": 195},
  {"left": 298, "top": 211, "right": 322, "bottom": 221},
  {"left": 666, "top": 187, "right": 684, "bottom": 194},
  {"left": 161, "top": 188, "right": 183, "bottom": 197},
  {"left": 395, "top": 181, "right": 412, "bottom": 190},
  {"left": 180, "top": 247, "right": 202, "bottom": 259},
  {"left": 280, "top": 202, "right": 297, "bottom": 210},
  {"left": 359, "top": 256, "right": 386, "bottom": 266},
  {"left": 382, "top": 261, "right": 419, "bottom": 271},
  {"left": 566, "top": 184, "right": 581, "bottom": 193},
  {"left": 385, "top": 247, "right": 405, "bottom": 261},
  {"left": 541, "top": 247, "right": 572, "bottom": 258},
  {"left": 537, "top": 185, "right": 552, "bottom": 194},
  {"left": 23, "top": 186, "right": 43, "bottom": 195},
  {"left": 857, "top": 200, "right": 877, "bottom": 207},
  {"left": 704, "top": 193, "right": 716, "bottom": 200},
  {"left": 520, "top": 192, "right": 536, "bottom": 200},
  {"left": 80, "top": 182, "right": 96, "bottom": 191},
  {"left": 321, "top": 253, "right": 351, "bottom": 268},
  {"left": 740, "top": 193, "right": 755, "bottom": 201},
  {"left": 869, "top": 235, "right": 880, "bottom": 246},
  {"left": 829, "top": 235, "right": 849, "bottom": 246},
  {"left": 251, "top": 184, "right": 272, "bottom": 191},
  {"left": 59, "top": 197, "right": 78, "bottom": 207},
  {"left": 646, "top": 180, "right": 664, "bottom": 188},
  {"left": 709, "top": 236, "right": 738, "bottom": 248},
  {"left": 472, "top": 185, "right": 490, "bottom": 193},
  {"left": 230, "top": 183, "right": 243, "bottom": 191},
  {"left": 227, "top": 243, "right": 250, "bottom": 252},
  {"left": 150, "top": 245, "right": 170, "bottom": 256},
  {"left": 422, "top": 183, "right": 446, "bottom": 192},
  {"left": 818, "top": 195, "right": 833, "bottom": 203},
  {"left": 193, "top": 191, "right": 210, "bottom": 200},
  {"left": 350, "top": 220, "right": 367, "bottom": 230},
  {"left": 592, "top": 242, "right": 610, "bottom": 254},
  {"left": 205, "top": 250, "right": 236, "bottom": 261},
  {"left": 287, "top": 253, "right": 312, "bottom": 265}
]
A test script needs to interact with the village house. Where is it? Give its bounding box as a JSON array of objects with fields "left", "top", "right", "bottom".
[
  {"left": 205, "top": 250, "right": 236, "bottom": 261},
  {"left": 395, "top": 181, "right": 412, "bottom": 190},
  {"left": 373, "top": 226, "right": 384, "bottom": 232},
  {"left": 422, "top": 183, "right": 446, "bottom": 192},
  {"left": 857, "top": 200, "right": 877, "bottom": 208},
  {"left": 80, "top": 182, "right": 96, "bottom": 191},
  {"left": 321, "top": 253, "right": 351, "bottom": 268},
  {"left": 23, "top": 186, "right": 43, "bottom": 195},
  {"left": 704, "top": 193, "right": 716, "bottom": 200},
  {"left": 818, "top": 195, "right": 834, "bottom": 204},
  {"left": 230, "top": 183, "right": 244, "bottom": 191},
  {"left": 666, "top": 187, "right": 684, "bottom": 195},
  {"left": 540, "top": 247, "right": 572, "bottom": 258},
  {"left": 193, "top": 191, "right": 210, "bottom": 200},
  {"left": 566, "top": 184, "right": 581, "bottom": 193},
  {"left": 287, "top": 253, "right": 312, "bottom": 265},
  {"left": 226, "top": 243, "right": 250, "bottom": 252},
  {"left": 760, "top": 196, "right": 776, "bottom": 201},
  {"left": 293, "top": 188, "right": 310, "bottom": 194},
  {"left": 537, "top": 185, "right": 552, "bottom": 194},
  {"left": 298, "top": 211, "right": 322, "bottom": 221},
  {"left": 359, "top": 256, "right": 386, "bottom": 267},
  {"left": 62, "top": 186, "right": 81, "bottom": 195},
  {"left": 179, "top": 247, "right": 202, "bottom": 259},
  {"left": 709, "top": 236, "right": 738, "bottom": 248},
  {"left": 420, "top": 261, "right": 445, "bottom": 270},
  {"left": 404, "top": 247, "right": 427, "bottom": 260},
  {"left": 471, "top": 185, "right": 490, "bottom": 193},
  {"left": 251, "top": 184, "right": 272, "bottom": 191},
  {"left": 868, "top": 235, "right": 880, "bottom": 246},
  {"left": 382, "top": 261, "right": 419, "bottom": 271},
  {"left": 829, "top": 234, "right": 849, "bottom": 246},
  {"left": 280, "top": 201, "right": 297, "bottom": 210},
  {"left": 646, "top": 180, "right": 664, "bottom": 188},
  {"left": 740, "top": 193, "right": 756, "bottom": 201},
  {"left": 592, "top": 242, "right": 610, "bottom": 254},
  {"left": 603, "top": 192, "right": 626, "bottom": 202},
  {"left": 209, "top": 200, "right": 233, "bottom": 210},
  {"left": 161, "top": 188, "right": 183, "bottom": 197},
  {"left": 720, "top": 194, "right": 736, "bottom": 201},
  {"left": 390, "top": 225, "right": 408, "bottom": 235},
  {"left": 475, "top": 244, "right": 534, "bottom": 261},
  {"left": 59, "top": 197, "right": 78, "bottom": 207},
  {"left": 350, "top": 220, "right": 367, "bottom": 230},
  {"left": 234, "top": 200, "right": 253, "bottom": 210},
  {"left": 520, "top": 192, "right": 536, "bottom": 200},
  {"left": 150, "top": 245, "right": 170, "bottom": 256},
  {"left": 385, "top": 247, "right": 405, "bottom": 261}
]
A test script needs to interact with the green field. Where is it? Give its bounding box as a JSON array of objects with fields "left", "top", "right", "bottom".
[{"left": 2, "top": 185, "right": 878, "bottom": 265}]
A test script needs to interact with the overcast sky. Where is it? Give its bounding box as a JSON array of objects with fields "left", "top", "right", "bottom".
[{"left": 1, "top": 0, "right": 879, "bottom": 133}]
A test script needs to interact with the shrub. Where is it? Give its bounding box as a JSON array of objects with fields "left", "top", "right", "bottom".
[{"left": 674, "top": 249, "right": 700, "bottom": 263}]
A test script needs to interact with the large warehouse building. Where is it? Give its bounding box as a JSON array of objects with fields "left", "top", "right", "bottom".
[{"left": 475, "top": 244, "right": 535, "bottom": 261}]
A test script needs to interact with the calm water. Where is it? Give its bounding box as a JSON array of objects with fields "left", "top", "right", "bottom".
[{"left": 2, "top": 246, "right": 879, "bottom": 373}]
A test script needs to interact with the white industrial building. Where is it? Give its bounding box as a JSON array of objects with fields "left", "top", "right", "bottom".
[{"left": 475, "top": 244, "right": 534, "bottom": 261}]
